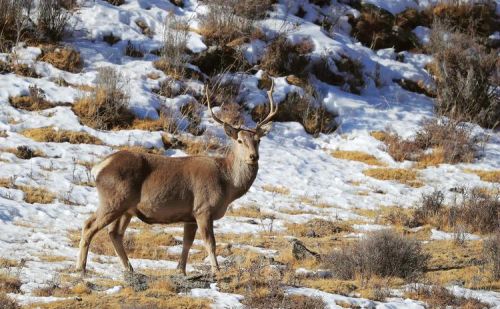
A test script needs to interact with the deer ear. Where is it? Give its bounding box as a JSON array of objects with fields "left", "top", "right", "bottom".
[
  {"left": 256, "top": 122, "right": 273, "bottom": 137},
  {"left": 224, "top": 124, "right": 239, "bottom": 139}
]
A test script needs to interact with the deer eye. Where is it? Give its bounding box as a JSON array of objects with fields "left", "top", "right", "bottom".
[{"left": 237, "top": 139, "right": 243, "bottom": 144}]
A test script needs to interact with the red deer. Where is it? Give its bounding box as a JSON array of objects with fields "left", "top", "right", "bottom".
[{"left": 76, "top": 80, "right": 277, "bottom": 275}]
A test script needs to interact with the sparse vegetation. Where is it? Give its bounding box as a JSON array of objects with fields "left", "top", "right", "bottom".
[
  {"left": 0, "top": 273, "right": 22, "bottom": 293},
  {"left": 0, "top": 292, "right": 19, "bottom": 309},
  {"left": 21, "top": 127, "right": 102, "bottom": 144},
  {"left": 406, "top": 285, "right": 487, "bottom": 308},
  {"left": 38, "top": 45, "right": 83, "bottom": 72},
  {"left": 18, "top": 185, "right": 56, "bottom": 204},
  {"left": 484, "top": 232, "right": 500, "bottom": 280},
  {"left": 286, "top": 219, "right": 352, "bottom": 238},
  {"left": 37, "top": 0, "right": 72, "bottom": 42},
  {"left": 73, "top": 67, "right": 135, "bottom": 130},
  {"left": 363, "top": 168, "right": 422, "bottom": 187},
  {"left": 467, "top": 170, "right": 500, "bottom": 183},
  {"left": 332, "top": 150, "right": 384, "bottom": 166},
  {"left": 260, "top": 36, "right": 312, "bottom": 77},
  {"left": 379, "top": 119, "right": 482, "bottom": 167},
  {"left": 428, "top": 20, "right": 499, "bottom": 128},
  {"left": 324, "top": 229, "right": 429, "bottom": 280},
  {"left": 9, "top": 85, "right": 55, "bottom": 111}
]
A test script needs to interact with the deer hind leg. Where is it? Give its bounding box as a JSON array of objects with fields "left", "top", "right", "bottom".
[
  {"left": 76, "top": 210, "right": 122, "bottom": 274},
  {"left": 196, "top": 215, "right": 219, "bottom": 275},
  {"left": 108, "top": 214, "right": 133, "bottom": 272},
  {"left": 177, "top": 222, "right": 197, "bottom": 275}
]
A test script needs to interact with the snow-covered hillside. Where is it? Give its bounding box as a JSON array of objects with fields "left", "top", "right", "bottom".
[{"left": 0, "top": 0, "right": 499, "bottom": 308}]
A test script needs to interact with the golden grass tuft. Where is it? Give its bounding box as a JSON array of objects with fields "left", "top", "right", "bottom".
[
  {"left": 285, "top": 219, "right": 353, "bottom": 238},
  {"left": 38, "top": 45, "right": 83, "bottom": 73},
  {"left": 0, "top": 273, "right": 21, "bottom": 294},
  {"left": 465, "top": 169, "right": 500, "bottom": 183},
  {"left": 17, "top": 185, "right": 55, "bottom": 204},
  {"left": 370, "top": 130, "right": 388, "bottom": 141},
  {"left": 21, "top": 127, "right": 102, "bottom": 144},
  {"left": 131, "top": 113, "right": 178, "bottom": 133},
  {"left": 69, "top": 228, "right": 178, "bottom": 260},
  {"left": 261, "top": 184, "right": 290, "bottom": 195},
  {"left": 227, "top": 204, "right": 262, "bottom": 218},
  {"left": 363, "top": 168, "right": 423, "bottom": 187},
  {"left": 332, "top": 150, "right": 384, "bottom": 166},
  {"left": 0, "top": 258, "right": 18, "bottom": 268},
  {"left": 9, "top": 86, "right": 56, "bottom": 111}
]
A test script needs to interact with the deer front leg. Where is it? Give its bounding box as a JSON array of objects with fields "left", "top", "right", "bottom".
[
  {"left": 196, "top": 215, "right": 219, "bottom": 275},
  {"left": 177, "top": 222, "right": 197, "bottom": 275}
]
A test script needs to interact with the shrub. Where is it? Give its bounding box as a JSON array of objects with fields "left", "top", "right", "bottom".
[
  {"left": 73, "top": 67, "right": 135, "bottom": 130},
  {"left": 251, "top": 84, "right": 337, "bottom": 136},
  {"left": 104, "top": 0, "right": 125, "bottom": 5},
  {"left": 484, "top": 232, "right": 500, "bottom": 280},
  {"left": 0, "top": 292, "right": 19, "bottom": 309},
  {"left": 18, "top": 185, "right": 55, "bottom": 204},
  {"left": 324, "top": 229, "right": 429, "bottom": 280},
  {"left": 0, "top": 0, "right": 33, "bottom": 51},
  {"left": 21, "top": 127, "right": 102, "bottom": 144},
  {"left": 198, "top": 0, "right": 257, "bottom": 46},
  {"left": 260, "top": 36, "right": 311, "bottom": 77},
  {"left": 125, "top": 41, "right": 144, "bottom": 58},
  {"left": 9, "top": 85, "right": 55, "bottom": 111},
  {"left": 131, "top": 112, "right": 178, "bottom": 133},
  {"left": 37, "top": 0, "right": 72, "bottom": 42},
  {"left": 381, "top": 119, "right": 481, "bottom": 167},
  {"left": 38, "top": 45, "right": 83, "bottom": 72},
  {"left": 428, "top": 22, "right": 498, "bottom": 128},
  {"left": 0, "top": 273, "right": 22, "bottom": 293},
  {"left": 191, "top": 45, "right": 248, "bottom": 76},
  {"left": 154, "top": 12, "right": 189, "bottom": 79}
]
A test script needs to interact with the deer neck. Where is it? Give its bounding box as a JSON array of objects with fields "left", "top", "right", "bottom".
[{"left": 224, "top": 149, "right": 258, "bottom": 195}]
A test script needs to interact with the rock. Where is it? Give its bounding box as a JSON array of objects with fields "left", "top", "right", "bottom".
[
  {"left": 290, "top": 239, "right": 321, "bottom": 261},
  {"left": 168, "top": 274, "right": 212, "bottom": 292},
  {"left": 124, "top": 272, "right": 149, "bottom": 291}
]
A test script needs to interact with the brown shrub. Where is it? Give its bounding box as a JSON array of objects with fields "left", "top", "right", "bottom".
[
  {"left": 428, "top": 22, "right": 498, "bottom": 128},
  {"left": 0, "top": 273, "right": 21, "bottom": 293},
  {"left": 104, "top": 0, "right": 125, "bottom": 5},
  {"left": 484, "top": 231, "right": 500, "bottom": 280},
  {"left": 287, "top": 219, "right": 352, "bottom": 238},
  {"left": 0, "top": 292, "right": 19, "bottom": 309},
  {"left": 350, "top": 5, "right": 419, "bottom": 51},
  {"left": 38, "top": 45, "right": 83, "bottom": 72},
  {"left": 191, "top": 45, "right": 248, "bottom": 77},
  {"left": 125, "top": 41, "right": 144, "bottom": 58},
  {"left": 73, "top": 67, "right": 135, "bottom": 130},
  {"left": 162, "top": 134, "right": 223, "bottom": 155},
  {"left": 11, "top": 145, "right": 45, "bottom": 159},
  {"left": 332, "top": 150, "right": 384, "bottom": 166},
  {"left": 198, "top": 0, "right": 256, "bottom": 46},
  {"left": 9, "top": 85, "right": 55, "bottom": 111},
  {"left": 324, "top": 229, "right": 429, "bottom": 280},
  {"left": 103, "top": 33, "right": 120, "bottom": 45},
  {"left": 37, "top": 0, "right": 72, "bottom": 42},
  {"left": 0, "top": 0, "right": 33, "bottom": 50},
  {"left": 381, "top": 120, "right": 481, "bottom": 167},
  {"left": 252, "top": 84, "right": 337, "bottom": 136},
  {"left": 18, "top": 185, "right": 55, "bottom": 204},
  {"left": 431, "top": 2, "right": 496, "bottom": 37},
  {"left": 11, "top": 63, "right": 40, "bottom": 78},
  {"left": 260, "top": 36, "right": 311, "bottom": 76},
  {"left": 21, "top": 127, "right": 102, "bottom": 144},
  {"left": 153, "top": 79, "right": 185, "bottom": 98},
  {"left": 135, "top": 20, "right": 154, "bottom": 37},
  {"left": 467, "top": 170, "right": 500, "bottom": 183},
  {"left": 180, "top": 101, "right": 205, "bottom": 136}
]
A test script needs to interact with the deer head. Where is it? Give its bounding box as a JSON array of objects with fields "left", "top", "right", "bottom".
[{"left": 206, "top": 79, "right": 278, "bottom": 165}]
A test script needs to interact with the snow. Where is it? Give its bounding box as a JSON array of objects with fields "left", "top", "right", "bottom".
[
  {"left": 0, "top": 0, "right": 499, "bottom": 307},
  {"left": 430, "top": 229, "right": 481, "bottom": 241}
]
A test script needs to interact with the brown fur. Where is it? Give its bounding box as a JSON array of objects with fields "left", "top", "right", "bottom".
[{"left": 76, "top": 128, "right": 269, "bottom": 275}]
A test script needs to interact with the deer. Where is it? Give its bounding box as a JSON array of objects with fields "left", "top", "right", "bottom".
[{"left": 76, "top": 80, "right": 277, "bottom": 276}]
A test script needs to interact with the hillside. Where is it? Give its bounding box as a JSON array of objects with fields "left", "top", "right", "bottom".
[{"left": 0, "top": 0, "right": 499, "bottom": 308}]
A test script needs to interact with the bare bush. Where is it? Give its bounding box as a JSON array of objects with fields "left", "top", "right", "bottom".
[
  {"left": 324, "top": 229, "right": 428, "bottom": 280},
  {"left": 484, "top": 231, "right": 500, "bottom": 280},
  {"left": 73, "top": 67, "right": 135, "bottom": 130},
  {"left": 381, "top": 119, "right": 482, "bottom": 166},
  {"left": 0, "top": 292, "right": 19, "bottom": 309},
  {"left": 428, "top": 21, "right": 499, "bottom": 128},
  {"left": 252, "top": 82, "right": 337, "bottom": 136},
  {"left": 37, "top": 0, "right": 72, "bottom": 42},
  {"left": 154, "top": 12, "right": 189, "bottom": 79},
  {"left": 0, "top": 0, "right": 34, "bottom": 50},
  {"left": 260, "top": 36, "right": 312, "bottom": 77},
  {"left": 198, "top": 0, "right": 270, "bottom": 46},
  {"left": 407, "top": 285, "right": 487, "bottom": 308}
]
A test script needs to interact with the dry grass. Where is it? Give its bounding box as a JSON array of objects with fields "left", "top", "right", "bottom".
[
  {"left": 9, "top": 85, "right": 55, "bottom": 111},
  {"left": 131, "top": 113, "right": 178, "bottom": 133},
  {"left": 37, "top": 45, "right": 83, "bottom": 73},
  {"left": 69, "top": 228, "right": 178, "bottom": 260},
  {"left": 261, "top": 184, "right": 290, "bottom": 195},
  {"left": 21, "top": 127, "right": 102, "bottom": 144},
  {"left": 466, "top": 170, "right": 500, "bottom": 183},
  {"left": 332, "top": 150, "right": 384, "bottom": 166},
  {"left": 227, "top": 204, "right": 262, "bottom": 218},
  {"left": 406, "top": 285, "right": 488, "bottom": 308},
  {"left": 72, "top": 67, "right": 135, "bottom": 130},
  {"left": 0, "top": 258, "right": 18, "bottom": 268},
  {"left": 18, "top": 185, "right": 55, "bottom": 204},
  {"left": 0, "top": 292, "right": 19, "bottom": 309},
  {"left": 286, "top": 219, "right": 352, "bottom": 238},
  {"left": 37, "top": 255, "right": 68, "bottom": 263},
  {"left": 260, "top": 36, "right": 311, "bottom": 76},
  {"left": 162, "top": 134, "right": 224, "bottom": 156},
  {"left": 0, "top": 273, "right": 21, "bottom": 293},
  {"left": 363, "top": 168, "right": 422, "bottom": 187}
]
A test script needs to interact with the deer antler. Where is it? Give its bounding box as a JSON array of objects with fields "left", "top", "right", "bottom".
[
  {"left": 205, "top": 85, "right": 240, "bottom": 129},
  {"left": 256, "top": 78, "right": 278, "bottom": 129}
]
